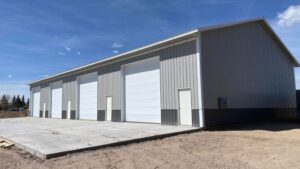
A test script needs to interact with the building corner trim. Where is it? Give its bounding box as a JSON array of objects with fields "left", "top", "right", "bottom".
[{"left": 196, "top": 33, "right": 204, "bottom": 128}]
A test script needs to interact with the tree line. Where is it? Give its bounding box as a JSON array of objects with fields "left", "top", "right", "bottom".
[{"left": 0, "top": 94, "right": 29, "bottom": 111}]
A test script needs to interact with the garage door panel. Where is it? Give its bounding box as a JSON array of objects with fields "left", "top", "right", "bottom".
[
  {"left": 51, "top": 87, "right": 62, "bottom": 118},
  {"left": 79, "top": 73, "right": 97, "bottom": 120},
  {"left": 33, "top": 92, "right": 40, "bottom": 117},
  {"left": 125, "top": 57, "right": 161, "bottom": 123}
]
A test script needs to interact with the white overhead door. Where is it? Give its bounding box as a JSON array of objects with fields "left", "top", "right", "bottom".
[
  {"left": 124, "top": 57, "right": 161, "bottom": 123},
  {"left": 79, "top": 72, "right": 97, "bottom": 120},
  {"left": 33, "top": 92, "right": 40, "bottom": 117},
  {"left": 51, "top": 82, "right": 62, "bottom": 118}
]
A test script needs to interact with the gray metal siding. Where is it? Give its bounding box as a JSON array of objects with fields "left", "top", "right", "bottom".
[
  {"left": 39, "top": 86, "right": 49, "bottom": 111},
  {"left": 29, "top": 40, "right": 199, "bottom": 125},
  {"left": 62, "top": 80, "right": 76, "bottom": 111},
  {"left": 160, "top": 40, "right": 198, "bottom": 110},
  {"left": 201, "top": 22, "right": 296, "bottom": 110},
  {"left": 97, "top": 64, "right": 121, "bottom": 111}
]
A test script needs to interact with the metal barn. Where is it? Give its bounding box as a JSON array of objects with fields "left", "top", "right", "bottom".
[{"left": 29, "top": 18, "right": 298, "bottom": 128}]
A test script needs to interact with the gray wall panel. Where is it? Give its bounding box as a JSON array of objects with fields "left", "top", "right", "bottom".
[
  {"left": 29, "top": 40, "right": 199, "bottom": 125},
  {"left": 62, "top": 80, "right": 76, "bottom": 111},
  {"left": 160, "top": 40, "right": 198, "bottom": 110},
  {"left": 201, "top": 22, "right": 296, "bottom": 110},
  {"left": 97, "top": 64, "right": 121, "bottom": 111},
  {"left": 40, "top": 86, "right": 49, "bottom": 111}
]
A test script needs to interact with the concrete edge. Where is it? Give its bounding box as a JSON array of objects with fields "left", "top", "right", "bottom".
[
  {"left": 0, "top": 136, "right": 47, "bottom": 159},
  {"left": 45, "top": 127, "right": 203, "bottom": 159}
]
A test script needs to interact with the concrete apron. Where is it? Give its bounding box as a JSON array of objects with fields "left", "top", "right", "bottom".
[{"left": 0, "top": 117, "right": 200, "bottom": 159}]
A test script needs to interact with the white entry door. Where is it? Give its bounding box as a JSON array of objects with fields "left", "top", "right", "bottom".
[
  {"left": 33, "top": 92, "right": 40, "bottom": 117},
  {"left": 67, "top": 100, "right": 71, "bottom": 119},
  {"left": 43, "top": 102, "right": 46, "bottom": 118},
  {"left": 78, "top": 72, "right": 98, "bottom": 120},
  {"left": 179, "top": 90, "right": 192, "bottom": 125},
  {"left": 51, "top": 86, "right": 62, "bottom": 118},
  {"left": 124, "top": 57, "right": 161, "bottom": 123},
  {"left": 106, "top": 96, "right": 112, "bottom": 121}
]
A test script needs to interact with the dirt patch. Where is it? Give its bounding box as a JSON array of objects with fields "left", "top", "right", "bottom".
[
  {"left": 1, "top": 122, "right": 300, "bottom": 169},
  {"left": 0, "top": 110, "right": 28, "bottom": 118}
]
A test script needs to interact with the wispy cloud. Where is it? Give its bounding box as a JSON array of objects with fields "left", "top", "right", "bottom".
[
  {"left": 77, "top": 51, "right": 81, "bottom": 55},
  {"left": 111, "top": 42, "right": 124, "bottom": 48},
  {"left": 7, "top": 74, "right": 13, "bottom": 79},
  {"left": 277, "top": 5, "right": 300, "bottom": 27},
  {"left": 112, "top": 50, "right": 119, "bottom": 54},
  {"left": 58, "top": 51, "right": 66, "bottom": 55},
  {"left": 64, "top": 46, "right": 71, "bottom": 51}
]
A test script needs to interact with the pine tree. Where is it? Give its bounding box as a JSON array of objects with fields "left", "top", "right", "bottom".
[
  {"left": 1, "top": 95, "right": 9, "bottom": 111},
  {"left": 26, "top": 98, "right": 29, "bottom": 109},
  {"left": 12, "top": 95, "right": 16, "bottom": 108},
  {"left": 21, "top": 95, "right": 25, "bottom": 107},
  {"left": 16, "top": 95, "right": 22, "bottom": 109}
]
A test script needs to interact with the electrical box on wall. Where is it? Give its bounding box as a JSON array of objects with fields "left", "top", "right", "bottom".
[{"left": 218, "top": 97, "right": 227, "bottom": 109}]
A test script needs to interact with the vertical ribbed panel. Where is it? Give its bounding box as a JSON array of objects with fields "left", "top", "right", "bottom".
[
  {"left": 40, "top": 86, "right": 49, "bottom": 111},
  {"left": 29, "top": 40, "right": 199, "bottom": 125},
  {"left": 160, "top": 40, "right": 198, "bottom": 110},
  {"left": 201, "top": 22, "right": 296, "bottom": 119},
  {"left": 62, "top": 79, "right": 76, "bottom": 111},
  {"left": 97, "top": 64, "right": 121, "bottom": 111}
]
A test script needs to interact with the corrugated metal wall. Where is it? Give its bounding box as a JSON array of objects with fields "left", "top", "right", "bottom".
[
  {"left": 29, "top": 40, "right": 200, "bottom": 125},
  {"left": 160, "top": 40, "right": 198, "bottom": 109},
  {"left": 97, "top": 64, "right": 121, "bottom": 110},
  {"left": 39, "top": 85, "right": 49, "bottom": 111},
  {"left": 201, "top": 22, "right": 297, "bottom": 126},
  {"left": 62, "top": 79, "right": 76, "bottom": 111}
]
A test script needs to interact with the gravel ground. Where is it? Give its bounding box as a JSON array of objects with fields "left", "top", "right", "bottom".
[
  {"left": 1, "top": 122, "right": 300, "bottom": 169},
  {"left": 0, "top": 111, "right": 28, "bottom": 118}
]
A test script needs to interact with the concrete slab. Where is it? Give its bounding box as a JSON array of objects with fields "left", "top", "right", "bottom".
[{"left": 0, "top": 117, "right": 198, "bottom": 159}]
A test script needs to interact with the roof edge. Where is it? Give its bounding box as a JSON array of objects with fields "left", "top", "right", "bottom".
[
  {"left": 28, "top": 29, "right": 198, "bottom": 85},
  {"left": 28, "top": 17, "right": 299, "bottom": 85},
  {"left": 259, "top": 20, "right": 299, "bottom": 67}
]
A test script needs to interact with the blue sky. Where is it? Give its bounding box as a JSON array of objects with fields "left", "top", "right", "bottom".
[{"left": 0, "top": 0, "right": 300, "bottom": 99}]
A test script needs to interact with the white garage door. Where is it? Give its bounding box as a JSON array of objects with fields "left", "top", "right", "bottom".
[
  {"left": 79, "top": 72, "right": 97, "bottom": 120},
  {"left": 124, "top": 57, "right": 161, "bottom": 123},
  {"left": 51, "top": 82, "right": 62, "bottom": 118},
  {"left": 33, "top": 91, "right": 40, "bottom": 117}
]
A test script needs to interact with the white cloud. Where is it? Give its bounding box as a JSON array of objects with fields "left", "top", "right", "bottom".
[
  {"left": 77, "top": 51, "right": 81, "bottom": 55},
  {"left": 277, "top": 5, "right": 300, "bottom": 27},
  {"left": 64, "top": 46, "right": 71, "bottom": 51},
  {"left": 111, "top": 42, "right": 123, "bottom": 48},
  {"left": 112, "top": 50, "right": 119, "bottom": 54},
  {"left": 7, "top": 74, "right": 12, "bottom": 78},
  {"left": 58, "top": 51, "right": 66, "bottom": 55}
]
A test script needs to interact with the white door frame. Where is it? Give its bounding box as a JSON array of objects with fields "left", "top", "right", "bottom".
[
  {"left": 32, "top": 87, "right": 40, "bottom": 117},
  {"left": 178, "top": 89, "right": 192, "bottom": 126},
  {"left": 67, "top": 100, "right": 71, "bottom": 119},
  {"left": 50, "top": 81, "right": 63, "bottom": 119},
  {"left": 122, "top": 56, "right": 161, "bottom": 123},
  {"left": 106, "top": 96, "right": 112, "bottom": 121},
  {"left": 43, "top": 102, "right": 46, "bottom": 118},
  {"left": 77, "top": 72, "right": 98, "bottom": 120}
]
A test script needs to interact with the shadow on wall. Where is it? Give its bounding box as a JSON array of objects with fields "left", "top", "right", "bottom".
[{"left": 206, "top": 120, "right": 300, "bottom": 132}]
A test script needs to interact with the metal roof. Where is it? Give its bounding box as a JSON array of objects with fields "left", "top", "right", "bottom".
[{"left": 28, "top": 18, "right": 299, "bottom": 85}]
